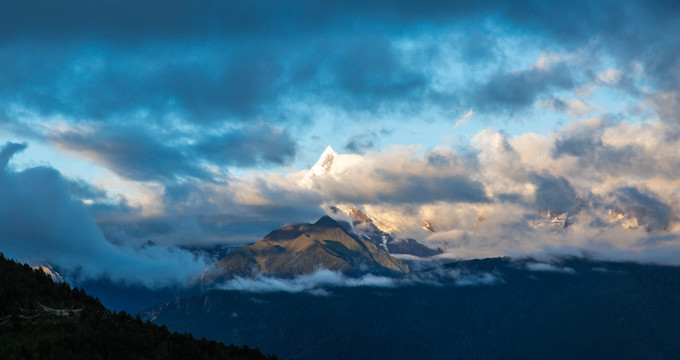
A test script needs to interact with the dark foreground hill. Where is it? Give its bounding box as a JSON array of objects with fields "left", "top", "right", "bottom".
[
  {"left": 0, "top": 253, "right": 277, "bottom": 360},
  {"left": 143, "top": 257, "right": 680, "bottom": 360}
]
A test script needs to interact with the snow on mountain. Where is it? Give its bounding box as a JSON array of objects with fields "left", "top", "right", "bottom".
[
  {"left": 300, "top": 145, "right": 337, "bottom": 187},
  {"left": 310, "top": 145, "right": 337, "bottom": 177},
  {"left": 297, "top": 146, "right": 442, "bottom": 258},
  {"left": 529, "top": 211, "right": 569, "bottom": 230},
  {"left": 204, "top": 215, "right": 409, "bottom": 280},
  {"left": 32, "top": 264, "right": 64, "bottom": 283},
  {"left": 299, "top": 146, "right": 364, "bottom": 188},
  {"left": 326, "top": 205, "right": 443, "bottom": 258}
]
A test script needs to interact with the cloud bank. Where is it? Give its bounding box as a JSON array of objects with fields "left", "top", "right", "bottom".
[
  {"left": 222, "top": 118, "right": 680, "bottom": 265},
  {"left": 0, "top": 142, "right": 208, "bottom": 288},
  {"left": 215, "top": 267, "right": 500, "bottom": 294}
]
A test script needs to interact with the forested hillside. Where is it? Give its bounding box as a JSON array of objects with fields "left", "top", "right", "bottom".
[{"left": 0, "top": 253, "right": 278, "bottom": 360}]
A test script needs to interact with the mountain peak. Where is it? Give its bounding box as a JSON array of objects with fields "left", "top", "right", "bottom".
[
  {"left": 209, "top": 214, "right": 409, "bottom": 279},
  {"left": 314, "top": 215, "right": 340, "bottom": 228},
  {"left": 32, "top": 264, "right": 64, "bottom": 283},
  {"left": 311, "top": 145, "right": 337, "bottom": 175},
  {"left": 300, "top": 146, "right": 339, "bottom": 187},
  {"left": 321, "top": 145, "right": 336, "bottom": 156}
]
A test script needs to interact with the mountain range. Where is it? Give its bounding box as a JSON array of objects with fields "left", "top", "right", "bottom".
[
  {"left": 143, "top": 257, "right": 680, "bottom": 360},
  {"left": 205, "top": 215, "right": 409, "bottom": 281}
]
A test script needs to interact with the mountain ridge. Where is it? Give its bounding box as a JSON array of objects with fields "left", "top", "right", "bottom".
[
  {"left": 0, "top": 253, "right": 276, "bottom": 360},
  {"left": 204, "top": 215, "right": 409, "bottom": 281}
]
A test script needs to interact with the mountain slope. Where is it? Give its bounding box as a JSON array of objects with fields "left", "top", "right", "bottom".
[
  {"left": 300, "top": 147, "right": 442, "bottom": 258},
  {"left": 206, "top": 216, "right": 408, "bottom": 280},
  {"left": 328, "top": 205, "right": 443, "bottom": 257},
  {"left": 145, "top": 257, "right": 680, "bottom": 360},
  {"left": 0, "top": 253, "right": 276, "bottom": 360}
]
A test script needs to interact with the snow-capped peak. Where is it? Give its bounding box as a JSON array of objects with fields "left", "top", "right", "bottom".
[
  {"left": 33, "top": 264, "right": 64, "bottom": 283},
  {"left": 301, "top": 145, "right": 338, "bottom": 187},
  {"left": 529, "top": 211, "right": 568, "bottom": 230},
  {"left": 311, "top": 145, "right": 337, "bottom": 176}
]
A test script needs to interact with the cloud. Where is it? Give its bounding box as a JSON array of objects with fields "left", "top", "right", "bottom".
[
  {"left": 0, "top": 141, "right": 27, "bottom": 168},
  {"left": 552, "top": 119, "right": 606, "bottom": 158},
  {"left": 197, "top": 124, "right": 296, "bottom": 167},
  {"left": 608, "top": 186, "right": 673, "bottom": 232},
  {"left": 526, "top": 262, "right": 576, "bottom": 274},
  {"left": 215, "top": 267, "right": 501, "bottom": 294},
  {"left": 529, "top": 172, "right": 579, "bottom": 214},
  {"left": 2, "top": 0, "right": 680, "bottom": 272},
  {"left": 225, "top": 118, "right": 680, "bottom": 265},
  {"left": 0, "top": 142, "right": 208, "bottom": 288},
  {"left": 454, "top": 109, "right": 475, "bottom": 128},
  {"left": 170, "top": 116, "right": 679, "bottom": 264},
  {"left": 48, "top": 122, "right": 297, "bottom": 182},
  {"left": 216, "top": 269, "right": 397, "bottom": 294},
  {"left": 0, "top": 0, "right": 676, "bottom": 131},
  {"left": 329, "top": 36, "right": 428, "bottom": 104},
  {"left": 302, "top": 147, "right": 490, "bottom": 205},
  {"left": 469, "top": 58, "right": 575, "bottom": 114},
  {"left": 546, "top": 98, "right": 592, "bottom": 118},
  {"left": 50, "top": 124, "right": 209, "bottom": 182},
  {"left": 345, "top": 132, "right": 379, "bottom": 154}
]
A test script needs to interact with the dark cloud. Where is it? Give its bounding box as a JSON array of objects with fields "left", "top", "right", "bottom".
[
  {"left": 645, "top": 42, "right": 680, "bottom": 125},
  {"left": 0, "top": 141, "right": 27, "bottom": 168},
  {"left": 50, "top": 125, "right": 209, "bottom": 182},
  {"left": 553, "top": 123, "right": 605, "bottom": 158},
  {"left": 460, "top": 32, "right": 500, "bottom": 64},
  {"left": 470, "top": 61, "right": 575, "bottom": 113},
  {"left": 330, "top": 36, "right": 428, "bottom": 103},
  {"left": 49, "top": 123, "right": 296, "bottom": 182},
  {"left": 86, "top": 198, "right": 139, "bottom": 222},
  {"left": 66, "top": 179, "right": 108, "bottom": 201},
  {"left": 8, "top": 0, "right": 662, "bottom": 45},
  {"left": 426, "top": 148, "right": 477, "bottom": 171},
  {"left": 0, "top": 42, "right": 283, "bottom": 122},
  {"left": 0, "top": 1, "right": 286, "bottom": 42},
  {"left": 385, "top": 175, "right": 490, "bottom": 204},
  {"left": 65, "top": 178, "right": 139, "bottom": 220},
  {"left": 344, "top": 129, "right": 396, "bottom": 154},
  {"left": 132, "top": 178, "right": 327, "bottom": 245},
  {"left": 0, "top": 142, "right": 208, "bottom": 287},
  {"left": 197, "top": 124, "right": 296, "bottom": 167},
  {"left": 643, "top": 233, "right": 680, "bottom": 245},
  {"left": 0, "top": 0, "right": 503, "bottom": 42},
  {"left": 0, "top": 0, "right": 676, "bottom": 127},
  {"left": 529, "top": 172, "right": 579, "bottom": 214},
  {"left": 552, "top": 121, "right": 659, "bottom": 179},
  {"left": 345, "top": 133, "right": 378, "bottom": 154},
  {"left": 318, "top": 171, "right": 489, "bottom": 205}
]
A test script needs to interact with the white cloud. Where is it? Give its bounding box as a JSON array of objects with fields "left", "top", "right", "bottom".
[
  {"left": 598, "top": 68, "right": 622, "bottom": 85},
  {"left": 526, "top": 262, "right": 576, "bottom": 274},
  {"left": 221, "top": 118, "right": 680, "bottom": 265},
  {"left": 215, "top": 269, "right": 397, "bottom": 294},
  {"left": 215, "top": 267, "right": 501, "bottom": 294},
  {"left": 454, "top": 108, "right": 475, "bottom": 128}
]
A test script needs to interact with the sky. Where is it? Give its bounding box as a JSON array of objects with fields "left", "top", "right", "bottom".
[{"left": 1, "top": 0, "right": 680, "bottom": 286}]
